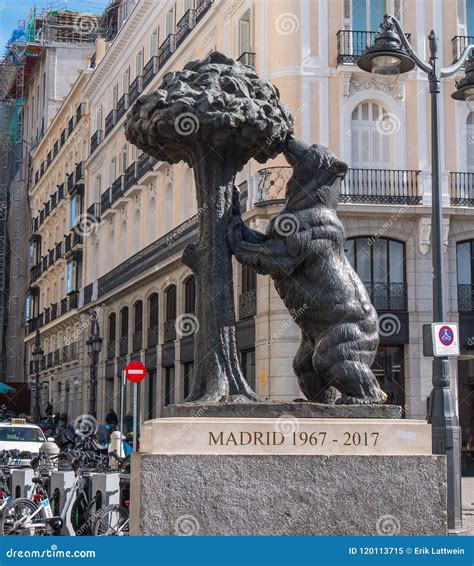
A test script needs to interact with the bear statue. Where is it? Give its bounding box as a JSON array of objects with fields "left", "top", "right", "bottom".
[{"left": 228, "top": 137, "right": 387, "bottom": 405}]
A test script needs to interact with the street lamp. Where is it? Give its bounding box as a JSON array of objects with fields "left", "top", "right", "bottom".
[
  {"left": 358, "top": 14, "right": 474, "bottom": 534},
  {"left": 31, "top": 330, "right": 44, "bottom": 420},
  {"left": 86, "top": 315, "right": 103, "bottom": 418}
]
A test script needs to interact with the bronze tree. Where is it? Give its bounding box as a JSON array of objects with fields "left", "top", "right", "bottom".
[{"left": 125, "top": 52, "right": 293, "bottom": 403}]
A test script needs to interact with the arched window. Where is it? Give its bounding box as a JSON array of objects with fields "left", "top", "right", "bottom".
[
  {"left": 164, "top": 285, "right": 177, "bottom": 342},
  {"left": 147, "top": 293, "right": 159, "bottom": 347},
  {"left": 351, "top": 101, "right": 393, "bottom": 169},
  {"left": 119, "top": 220, "right": 127, "bottom": 261},
  {"left": 133, "top": 301, "right": 143, "bottom": 351},
  {"left": 119, "top": 307, "right": 129, "bottom": 355},
  {"left": 345, "top": 237, "right": 406, "bottom": 311},
  {"left": 184, "top": 276, "right": 196, "bottom": 314},
  {"left": 108, "top": 227, "right": 115, "bottom": 271},
  {"left": 457, "top": 240, "right": 474, "bottom": 311},
  {"left": 134, "top": 209, "right": 141, "bottom": 252},
  {"left": 147, "top": 195, "right": 156, "bottom": 243},
  {"left": 467, "top": 112, "right": 474, "bottom": 172},
  {"left": 107, "top": 313, "right": 116, "bottom": 358}
]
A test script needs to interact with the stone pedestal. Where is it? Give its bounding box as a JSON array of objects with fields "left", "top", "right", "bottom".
[{"left": 131, "top": 418, "right": 447, "bottom": 536}]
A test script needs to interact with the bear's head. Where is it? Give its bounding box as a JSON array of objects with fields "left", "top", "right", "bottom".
[{"left": 283, "top": 137, "right": 348, "bottom": 210}]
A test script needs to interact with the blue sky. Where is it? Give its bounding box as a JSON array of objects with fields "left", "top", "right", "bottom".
[{"left": 0, "top": 1, "right": 109, "bottom": 56}]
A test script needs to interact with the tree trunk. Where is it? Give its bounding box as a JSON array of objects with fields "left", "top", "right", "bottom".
[{"left": 182, "top": 155, "right": 258, "bottom": 403}]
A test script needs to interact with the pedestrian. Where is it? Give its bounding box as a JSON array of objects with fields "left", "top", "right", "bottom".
[
  {"left": 105, "top": 407, "right": 119, "bottom": 427},
  {"left": 124, "top": 412, "right": 133, "bottom": 433},
  {"left": 45, "top": 401, "right": 53, "bottom": 417}
]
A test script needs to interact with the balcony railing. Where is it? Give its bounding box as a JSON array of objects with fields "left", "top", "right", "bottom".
[
  {"left": 67, "top": 172, "right": 75, "bottom": 193},
  {"left": 75, "top": 161, "right": 84, "bottom": 182},
  {"left": 116, "top": 93, "right": 129, "bottom": 122},
  {"left": 124, "top": 162, "right": 137, "bottom": 193},
  {"left": 105, "top": 110, "right": 117, "bottom": 138},
  {"left": 176, "top": 9, "right": 196, "bottom": 47},
  {"left": 137, "top": 153, "right": 156, "bottom": 178},
  {"left": 337, "top": 30, "right": 411, "bottom": 65},
  {"left": 164, "top": 319, "right": 177, "bottom": 342},
  {"left": 256, "top": 166, "right": 292, "bottom": 204},
  {"left": 158, "top": 35, "right": 176, "bottom": 67},
  {"left": 143, "top": 56, "right": 158, "bottom": 88},
  {"left": 91, "top": 130, "right": 103, "bottom": 153},
  {"left": 129, "top": 76, "right": 143, "bottom": 104},
  {"left": 196, "top": 0, "right": 213, "bottom": 22},
  {"left": 107, "top": 341, "right": 116, "bottom": 359},
  {"left": 87, "top": 203, "right": 101, "bottom": 222},
  {"left": 147, "top": 325, "right": 159, "bottom": 348},
  {"left": 450, "top": 172, "right": 474, "bottom": 205},
  {"left": 237, "top": 52, "right": 256, "bottom": 67},
  {"left": 239, "top": 289, "right": 257, "bottom": 319},
  {"left": 340, "top": 169, "right": 421, "bottom": 205},
  {"left": 133, "top": 331, "right": 143, "bottom": 352},
  {"left": 362, "top": 282, "right": 407, "bottom": 311},
  {"left": 83, "top": 282, "right": 94, "bottom": 305},
  {"left": 111, "top": 175, "right": 124, "bottom": 203},
  {"left": 452, "top": 35, "right": 474, "bottom": 63},
  {"left": 119, "top": 336, "right": 129, "bottom": 356}
]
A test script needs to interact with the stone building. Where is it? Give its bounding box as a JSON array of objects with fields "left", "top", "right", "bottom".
[{"left": 21, "top": 0, "right": 474, "bottom": 473}]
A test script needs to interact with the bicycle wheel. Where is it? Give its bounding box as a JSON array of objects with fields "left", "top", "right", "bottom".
[
  {"left": 70, "top": 492, "right": 90, "bottom": 535},
  {"left": 0, "top": 499, "right": 45, "bottom": 536},
  {"left": 93, "top": 505, "right": 129, "bottom": 536}
]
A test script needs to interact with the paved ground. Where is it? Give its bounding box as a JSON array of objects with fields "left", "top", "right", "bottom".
[{"left": 462, "top": 477, "right": 474, "bottom": 535}]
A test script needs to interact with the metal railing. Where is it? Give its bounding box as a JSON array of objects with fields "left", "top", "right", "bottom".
[
  {"left": 164, "top": 319, "right": 176, "bottom": 342},
  {"left": 107, "top": 342, "right": 116, "bottom": 360},
  {"left": 337, "top": 30, "right": 410, "bottom": 65},
  {"left": 450, "top": 172, "right": 474, "bottom": 205},
  {"left": 91, "top": 130, "right": 103, "bottom": 153},
  {"left": 239, "top": 289, "right": 257, "bottom": 319},
  {"left": 105, "top": 110, "right": 117, "bottom": 138},
  {"left": 256, "top": 167, "right": 292, "bottom": 204},
  {"left": 119, "top": 336, "right": 129, "bottom": 356},
  {"left": 116, "top": 93, "right": 129, "bottom": 122},
  {"left": 452, "top": 35, "right": 474, "bottom": 63},
  {"left": 147, "top": 325, "right": 159, "bottom": 348},
  {"left": 132, "top": 331, "right": 143, "bottom": 352},
  {"left": 176, "top": 9, "right": 196, "bottom": 47},
  {"left": 362, "top": 282, "right": 407, "bottom": 311},
  {"left": 129, "top": 76, "right": 143, "bottom": 104},
  {"left": 340, "top": 168, "right": 421, "bottom": 205}
]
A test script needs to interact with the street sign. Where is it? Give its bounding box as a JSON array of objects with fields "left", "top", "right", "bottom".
[
  {"left": 125, "top": 361, "right": 147, "bottom": 383},
  {"left": 432, "top": 323, "right": 460, "bottom": 357},
  {"left": 28, "top": 381, "right": 38, "bottom": 391}
]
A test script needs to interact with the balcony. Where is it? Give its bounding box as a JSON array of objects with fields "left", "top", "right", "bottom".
[
  {"left": 147, "top": 325, "right": 159, "bottom": 348},
  {"left": 133, "top": 331, "right": 143, "bottom": 352},
  {"left": 143, "top": 56, "right": 158, "bottom": 88},
  {"left": 47, "top": 352, "right": 53, "bottom": 369},
  {"left": 196, "top": 0, "right": 213, "bottom": 23},
  {"left": 67, "top": 172, "right": 75, "bottom": 193},
  {"left": 53, "top": 349, "right": 61, "bottom": 366},
  {"left": 119, "top": 336, "right": 129, "bottom": 356},
  {"left": 337, "top": 30, "right": 411, "bottom": 65},
  {"left": 76, "top": 103, "right": 84, "bottom": 122},
  {"left": 75, "top": 162, "right": 84, "bottom": 183},
  {"left": 124, "top": 162, "right": 138, "bottom": 193},
  {"left": 68, "top": 116, "right": 76, "bottom": 135},
  {"left": 60, "top": 129, "right": 66, "bottom": 147},
  {"left": 101, "top": 190, "right": 112, "bottom": 216},
  {"left": 62, "top": 345, "right": 70, "bottom": 363},
  {"left": 340, "top": 169, "right": 421, "bottom": 205},
  {"left": 87, "top": 203, "right": 101, "bottom": 222},
  {"left": 83, "top": 282, "right": 94, "bottom": 305},
  {"left": 105, "top": 110, "right": 117, "bottom": 138},
  {"left": 452, "top": 36, "right": 474, "bottom": 63},
  {"left": 116, "top": 93, "right": 130, "bottom": 122},
  {"left": 363, "top": 282, "right": 407, "bottom": 311},
  {"left": 129, "top": 76, "right": 143, "bottom": 105},
  {"left": 137, "top": 153, "right": 157, "bottom": 180},
  {"left": 256, "top": 166, "right": 292, "bottom": 205},
  {"left": 237, "top": 52, "right": 256, "bottom": 67},
  {"left": 158, "top": 35, "right": 176, "bottom": 68},
  {"left": 111, "top": 175, "right": 125, "bottom": 204},
  {"left": 239, "top": 289, "right": 257, "bottom": 320},
  {"left": 51, "top": 302, "right": 58, "bottom": 321},
  {"left": 176, "top": 9, "right": 196, "bottom": 47},
  {"left": 54, "top": 242, "right": 63, "bottom": 261},
  {"left": 164, "top": 319, "right": 176, "bottom": 342},
  {"left": 450, "top": 172, "right": 474, "bottom": 205},
  {"left": 107, "top": 341, "right": 116, "bottom": 360},
  {"left": 91, "top": 130, "right": 103, "bottom": 154}
]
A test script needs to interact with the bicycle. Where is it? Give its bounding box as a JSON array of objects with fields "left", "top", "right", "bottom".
[
  {"left": 93, "top": 500, "right": 129, "bottom": 536},
  {"left": 0, "top": 453, "right": 104, "bottom": 536}
]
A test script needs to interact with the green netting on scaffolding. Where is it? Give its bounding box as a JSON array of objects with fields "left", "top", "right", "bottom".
[{"left": 26, "top": 7, "right": 37, "bottom": 44}]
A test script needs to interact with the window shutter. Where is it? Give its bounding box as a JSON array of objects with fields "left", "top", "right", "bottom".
[
  {"left": 467, "top": 123, "right": 474, "bottom": 171},
  {"left": 343, "top": 0, "right": 351, "bottom": 30},
  {"left": 458, "top": 0, "right": 467, "bottom": 35},
  {"left": 361, "top": 127, "right": 370, "bottom": 167},
  {"left": 351, "top": 127, "right": 360, "bottom": 167}
]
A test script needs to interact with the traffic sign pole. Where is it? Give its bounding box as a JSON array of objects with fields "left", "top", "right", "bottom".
[
  {"left": 125, "top": 361, "right": 147, "bottom": 453},
  {"left": 133, "top": 382, "right": 138, "bottom": 453}
]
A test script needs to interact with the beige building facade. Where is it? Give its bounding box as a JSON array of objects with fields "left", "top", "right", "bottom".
[{"left": 24, "top": 0, "right": 474, "bottom": 472}]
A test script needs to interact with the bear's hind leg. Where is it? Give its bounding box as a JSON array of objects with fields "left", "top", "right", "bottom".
[
  {"left": 293, "top": 339, "right": 337, "bottom": 404},
  {"left": 329, "top": 359, "right": 387, "bottom": 405}
]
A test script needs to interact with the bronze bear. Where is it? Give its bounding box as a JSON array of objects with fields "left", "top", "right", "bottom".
[{"left": 228, "top": 137, "right": 387, "bottom": 405}]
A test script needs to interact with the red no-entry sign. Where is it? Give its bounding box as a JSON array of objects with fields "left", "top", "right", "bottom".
[{"left": 125, "top": 361, "right": 147, "bottom": 383}]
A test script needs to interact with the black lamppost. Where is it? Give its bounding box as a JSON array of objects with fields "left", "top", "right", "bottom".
[
  {"left": 31, "top": 330, "right": 44, "bottom": 420},
  {"left": 358, "top": 14, "right": 474, "bottom": 534},
  {"left": 86, "top": 316, "right": 103, "bottom": 418}
]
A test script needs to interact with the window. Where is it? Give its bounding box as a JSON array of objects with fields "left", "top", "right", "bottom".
[
  {"left": 150, "top": 27, "right": 160, "bottom": 57},
  {"left": 350, "top": 0, "right": 400, "bottom": 31},
  {"left": 70, "top": 193, "right": 81, "bottom": 229},
  {"left": 458, "top": 0, "right": 474, "bottom": 35},
  {"left": 372, "top": 346, "right": 405, "bottom": 407},
  {"left": 136, "top": 49, "right": 144, "bottom": 76},
  {"left": 242, "top": 264, "right": 257, "bottom": 294},
  {"left": 148, "top": 196, "right": 157, "bottom": 243},
  {"left": 239, "top": 181, "right": 248, "bottom": 213},
  {"left": 148, "top": 293, "right": 159, "bottom": 328},
  {"left": 165, "top": 366, "right": 175, "bottom": 406},
  {"left": 108, "top": 313, "right": 116, "bottom": 343},
  {"left": 184, "top": 276, "right": 196, "bottom": 314},
  {"left": 467, "top": 113, "right": 474, "bottom": 172},
  {"left": 184, "top": 0, "right": 194, "bottom": 11},
  {"left": 134, "top": 301, "right": 143, "bottom": 333},
  {"left": 457, "top": 240, "right": 474, "bottom": 311},
  {"left": 113, "top": 84, "right": 119, "bottom": 108},
  {"left": 183, "top": 362, "right": 193, "bottom": 400},
  {"left": 120, "top": 307, "right": 129, "bottom": 339},
  {"left": 351, "top": 101, "right": 393, "bottom": 169},
  {"left": 345, "top": 237, "right": 406, "bottom": 310},
  {"left": 164, "top": 183, "right": 173, "bottom": 233},
  {"left": 165, "top": 285, "right": 177, "bottom": 321},
  {"left": 28, "top": 241, "right": 39, "bottom": 268},
  {"left": 123, "top": 67, "right": 130, "bottom": 93},
  {"left": 147, "top": 370, "right": 157, "bottom": 419},
  {"left": 66, "top": 261, "right": 77, "bottom": 294},
  {"left": 238, "top": 9, "right": 252, "bottom": 55},
  {"left": 165, "top": 5, "right": 176, "bottom": 36}
]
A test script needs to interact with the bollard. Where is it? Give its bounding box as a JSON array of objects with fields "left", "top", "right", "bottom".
[
  {"left": 49, "top": 470, "right": 75, "bottom": 535},
  {"left": 11, "top": 468, "right": 35, "bottom": 499},
  {"left": 91, "top": 472, "right": 120, "bottom": 513}
]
